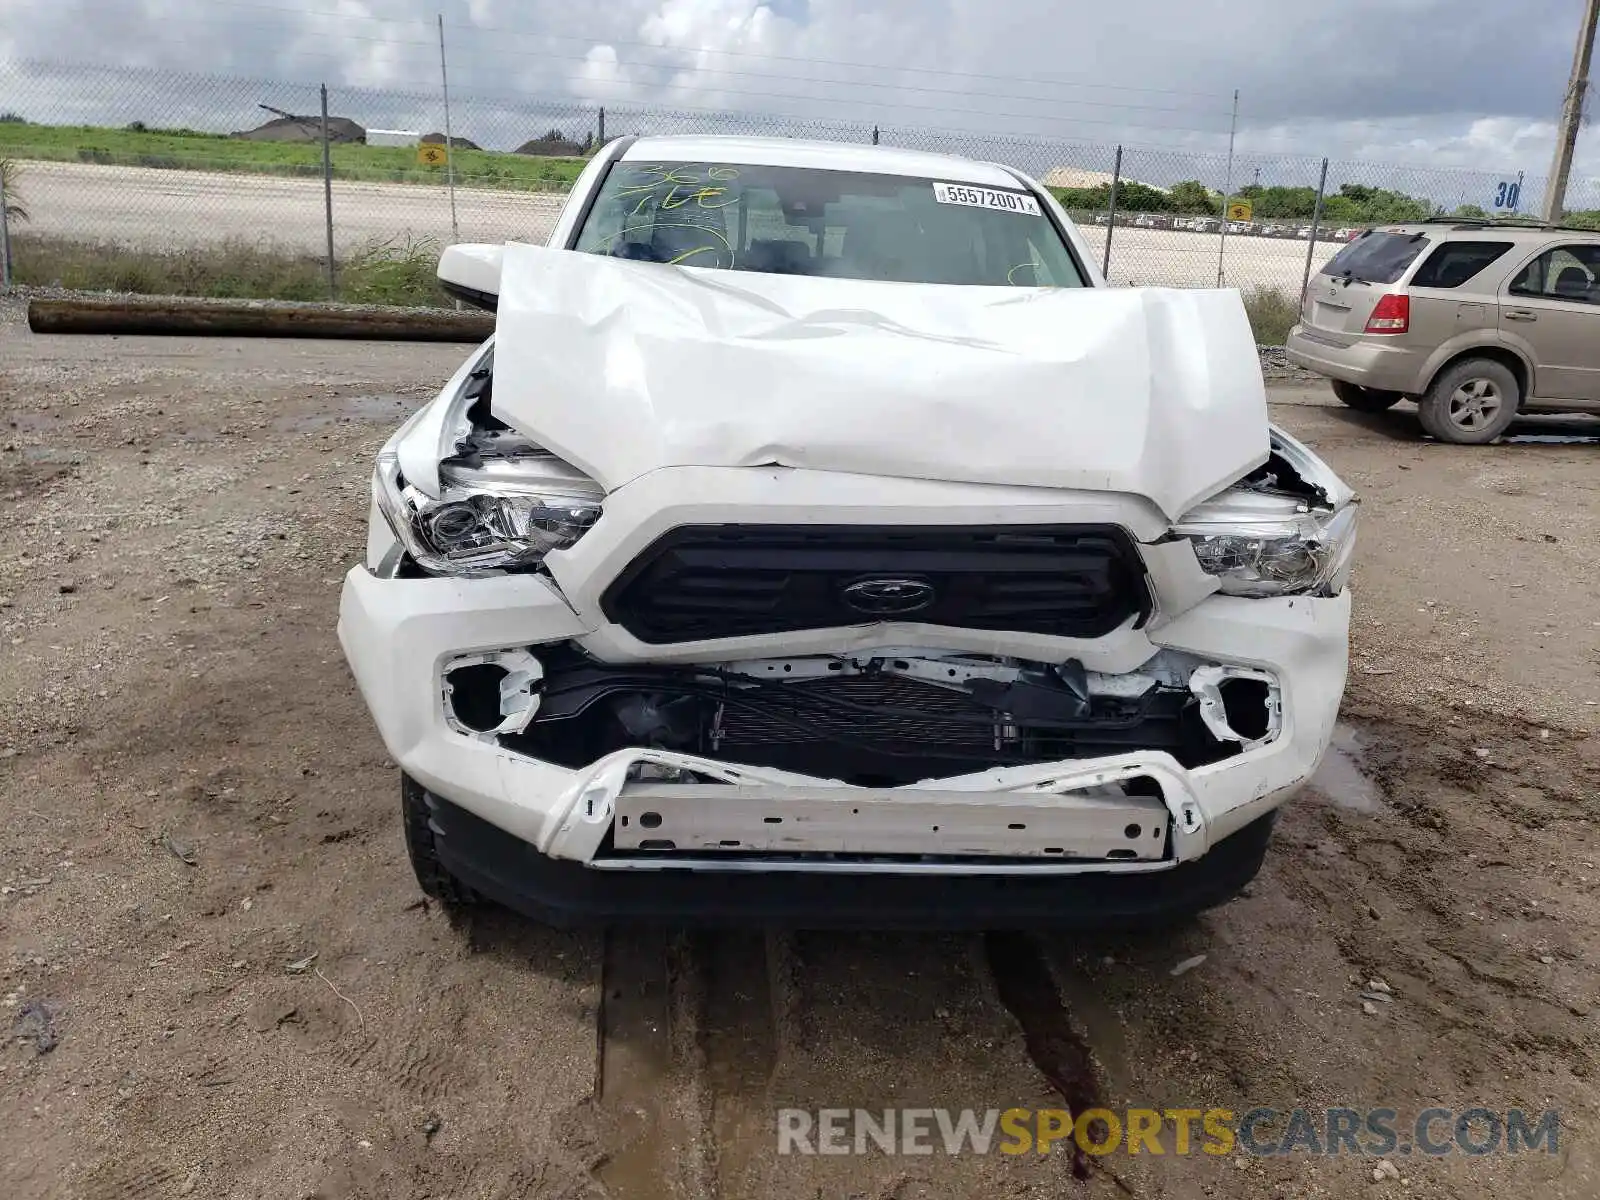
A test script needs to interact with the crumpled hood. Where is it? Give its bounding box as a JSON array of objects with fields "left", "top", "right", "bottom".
[{"left": 492, "top": 243, "right": 1269, "bottom": 520}]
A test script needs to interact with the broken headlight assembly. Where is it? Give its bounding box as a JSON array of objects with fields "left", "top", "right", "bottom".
[
  {"left": 374, "top": 447, "right": 603, "bottom": 576},
  {"left": 1174, "top": 491, "right": 1359, "bottom": 599}
]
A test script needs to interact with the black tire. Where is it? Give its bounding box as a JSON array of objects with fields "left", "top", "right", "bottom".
[
  {"left": 401, "top": 774, "right": 478, "bottom": 909},
  {"left": 1331, "top": 380, "right": 1403, "bottom": 412},
  {"left": 1417, "top": 358, "right": 1520, "bottom": 444}
]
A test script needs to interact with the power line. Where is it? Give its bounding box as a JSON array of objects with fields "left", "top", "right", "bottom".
[
  {"left": 441, "top": 43, "right": 1231, "bottom": 119},
  {"left": 117, "top": 6, "right": 1232, "bottom": 123},
  {"left": 17, "top": 20, "right": 1229, "bottom": 136},
  {"left": 10, "top": 55, "right": 1239, "bottom": 151},
  {"left": 196, "top": 0, "right": 1235, "bottom": 101}
]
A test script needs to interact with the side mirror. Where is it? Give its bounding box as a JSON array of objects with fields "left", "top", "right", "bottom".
[{"left": 437, "top": 244, "right": 502, "bottom": 312}]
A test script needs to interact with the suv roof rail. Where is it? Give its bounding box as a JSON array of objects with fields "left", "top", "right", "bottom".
[{"left": 1409, "top": 215, "right": 1600, "bottom": 235}]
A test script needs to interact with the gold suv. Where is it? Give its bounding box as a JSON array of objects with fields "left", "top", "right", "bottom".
[{"left": 1285, "top": 220, "right": 1600, "bottom": 443}]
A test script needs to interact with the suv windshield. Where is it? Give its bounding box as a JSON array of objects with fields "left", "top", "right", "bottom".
[
  {"left": 574, "top": 159, "right": 1086, "bottom": 287},
  {"left": 1320, "top": 229, "right": 1430, "bottom": 284}
]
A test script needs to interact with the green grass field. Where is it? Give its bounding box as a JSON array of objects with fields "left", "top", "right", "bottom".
[
  {"left": 0, "top": 120, "right": 590, "bottom": 191},
  {"left": 11, "top": 233, "right": 450, "bottom": 307}
]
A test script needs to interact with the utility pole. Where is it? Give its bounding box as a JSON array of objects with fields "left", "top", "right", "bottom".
[{"left": 1542, "top": 0, "right": 1599, "bottom": 223}]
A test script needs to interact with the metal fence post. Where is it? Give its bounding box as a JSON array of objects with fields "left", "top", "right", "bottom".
[
  {"left": 1215, "top": 89, "right": 1240, "bottom": 286},
  {"left": 320, "top": 84, "right": 336, "bottom": 300},
  {"left": 598, "top": 106, "right": 606, "bottom": 146},
  {"left": 1101, "top": 145, "right": 1122, "bottom": 279},
  {"left": 0, "top": 165, "right": 13, "bottom": 288},
  {"left": 438, "top": 14, "right": 460, "bottom": 246},
  {"left": 1299, "top": 158, "right": 1330, "bottom": 311},
  {"left": 872, "top": 125, "right": 880, "bottom": 146}
]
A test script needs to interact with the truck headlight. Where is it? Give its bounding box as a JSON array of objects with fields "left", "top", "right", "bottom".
[
  {"left": 1174, "top": 502, "right": 1358, "bottom": 598},
  {"left": 374, "top": 448, "right": 602, "bottom": 576}
]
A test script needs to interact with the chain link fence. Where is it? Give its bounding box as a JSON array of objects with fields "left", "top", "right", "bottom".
[{"left": 3, "top": 57, "right": 1597, "bottom": 325}]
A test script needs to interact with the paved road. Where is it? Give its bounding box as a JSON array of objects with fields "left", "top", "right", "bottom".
[{"left": 16, "top": 158, "right": 1342, "bottom": 292}]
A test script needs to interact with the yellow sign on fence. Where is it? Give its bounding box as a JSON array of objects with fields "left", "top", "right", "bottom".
[
  {"left": 1226, "top": 201, "right": 1253, "bottom": 221},
  {"left": 417, "top": 144, "right": 447, "bottom": 166}
]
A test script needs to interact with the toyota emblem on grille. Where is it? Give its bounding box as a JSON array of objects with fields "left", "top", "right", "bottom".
[{"left": 841, "top": 577, "right": 936, "bottom": 616}]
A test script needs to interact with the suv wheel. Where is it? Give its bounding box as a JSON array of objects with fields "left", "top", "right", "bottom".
[
  {"left": 1417, "top": 358, "right": 1520, "bottom": 445},
  {"left": 1331, "top": 381, "right": 1403, "bottom": 412},
  {"left": 401, "top": 774, "right": 478, "bottom": 909}
]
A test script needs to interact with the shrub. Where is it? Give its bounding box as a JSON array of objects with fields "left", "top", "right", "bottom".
[
  {"left": 1241, "top": 286, "right": 1300, "bottom": 345},
  {"left": 1, "top": 158, "right": 26, "bottom": 222}
]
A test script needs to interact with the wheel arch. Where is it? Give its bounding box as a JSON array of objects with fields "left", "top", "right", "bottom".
[{"left": 1421, "top": 344, "right": 1531, "bottom": 402}]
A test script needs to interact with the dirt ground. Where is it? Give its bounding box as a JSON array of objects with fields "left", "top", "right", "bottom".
[{"left": 3, "top": 298, "right": 1600, "bottom": 1200}]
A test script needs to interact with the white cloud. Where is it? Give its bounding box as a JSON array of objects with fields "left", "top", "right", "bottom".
[{"left": 0, "top": 0, "right": 1595, "bottom": 200}]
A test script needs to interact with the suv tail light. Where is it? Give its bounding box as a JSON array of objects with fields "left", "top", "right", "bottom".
[{"left": 1364, "top": 294, "right": 1410, "bottom": 334}]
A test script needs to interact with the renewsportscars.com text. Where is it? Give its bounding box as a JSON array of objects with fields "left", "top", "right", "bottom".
[{"left": 776, "top": 1107, "right": 1560, "bottom": 1158}]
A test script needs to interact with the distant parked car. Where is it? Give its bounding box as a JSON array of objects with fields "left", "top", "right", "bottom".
[
  {"left": 1134, "top": 213, "right": 1158, "bottom": 228},
  {"left": 1286, "top": 221, "right": 1600, "bottom": 443}
]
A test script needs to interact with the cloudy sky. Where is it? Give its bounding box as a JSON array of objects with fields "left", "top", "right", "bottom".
[{"left": 0, "top": 0, "right": 1594, "bottom": 188}]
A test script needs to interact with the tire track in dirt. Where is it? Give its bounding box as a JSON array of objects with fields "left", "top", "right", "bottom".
[
  {"left": 590, "top": 929, "right": 791, "bottom": 1199},
  {"left": 324, "top": 1030, "right": 466, "bottom": 1105},
  {"left": 696, "top": 931, "right": 783, "bottom": 1199},
  {"left": 77, "top": 1158, "right": 184, "bottom": 1200},
  {"left": 592, "top": 928, "right": 702, "bottom": 1198}
]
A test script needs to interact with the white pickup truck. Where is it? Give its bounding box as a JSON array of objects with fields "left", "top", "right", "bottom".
[{"left": 337, "top": 133, "right": 1357, "bottom": 928}]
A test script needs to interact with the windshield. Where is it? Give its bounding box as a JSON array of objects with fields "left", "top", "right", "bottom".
[{"left": 573, "top": 159, "right": 1086, "bottom": 287}]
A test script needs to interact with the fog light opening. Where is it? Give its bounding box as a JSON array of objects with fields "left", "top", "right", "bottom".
[
  {"left": 443, "top": 664, "right": 508, "bottom": 734},
  {"left": 1189, "top": 665, "right": 1281, "bottom": 750},
  {"left": 441, "top": 649, "right": 544, "bottom": 737},
  {"left": 1218, "top": 677, "right": 1273, "bottom": 742}
]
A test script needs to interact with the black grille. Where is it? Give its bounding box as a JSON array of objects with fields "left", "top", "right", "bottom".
[
  {"left": 707, "top": 673, "right": 1195, "bottom": 778},
  {"left": 602, "top": 525, "right": 1150, "bottom": 643},
  {"left": 717, "top": 675, "right": 998, "bottom": 750},
  {"left": 507, "top": 664, "right": 1214, "bottom": 786}
]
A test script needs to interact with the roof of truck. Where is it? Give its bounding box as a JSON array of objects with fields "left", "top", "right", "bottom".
[{"left": 619, "top": 135, "right": 1025, "bottom": 189}]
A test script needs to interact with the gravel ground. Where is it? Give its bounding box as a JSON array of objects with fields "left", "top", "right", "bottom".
[{"left": 3, "top": 296, "right": 1600, "bottom": 1199}]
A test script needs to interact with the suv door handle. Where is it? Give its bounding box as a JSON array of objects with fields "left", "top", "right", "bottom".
[{"left": 1504, "top": 309, "right": 1538, "bottom": 321}]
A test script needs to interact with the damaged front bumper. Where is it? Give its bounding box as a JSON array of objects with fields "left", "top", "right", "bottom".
[
  {"left": 338, "top": 546, "right": 1349, "bottom": 919},
  {"left": 407, "top": 782, "right": 1283, "bottom": 928}
]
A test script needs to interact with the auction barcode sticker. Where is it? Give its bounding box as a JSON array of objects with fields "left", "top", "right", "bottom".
[{"left": 932, "top": 182, "right": 1042, "bottom": 215}]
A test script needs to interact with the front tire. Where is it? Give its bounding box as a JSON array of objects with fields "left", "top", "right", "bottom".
[
  {"left": 1331, "top": 380, "right": 1403, "bottom": 412},
  {"left": 401, "top": 774, "right": 478, "bottom": 909},
  {"left": 1417, "top": 358, "right": 1520, "bottom": 444}
]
